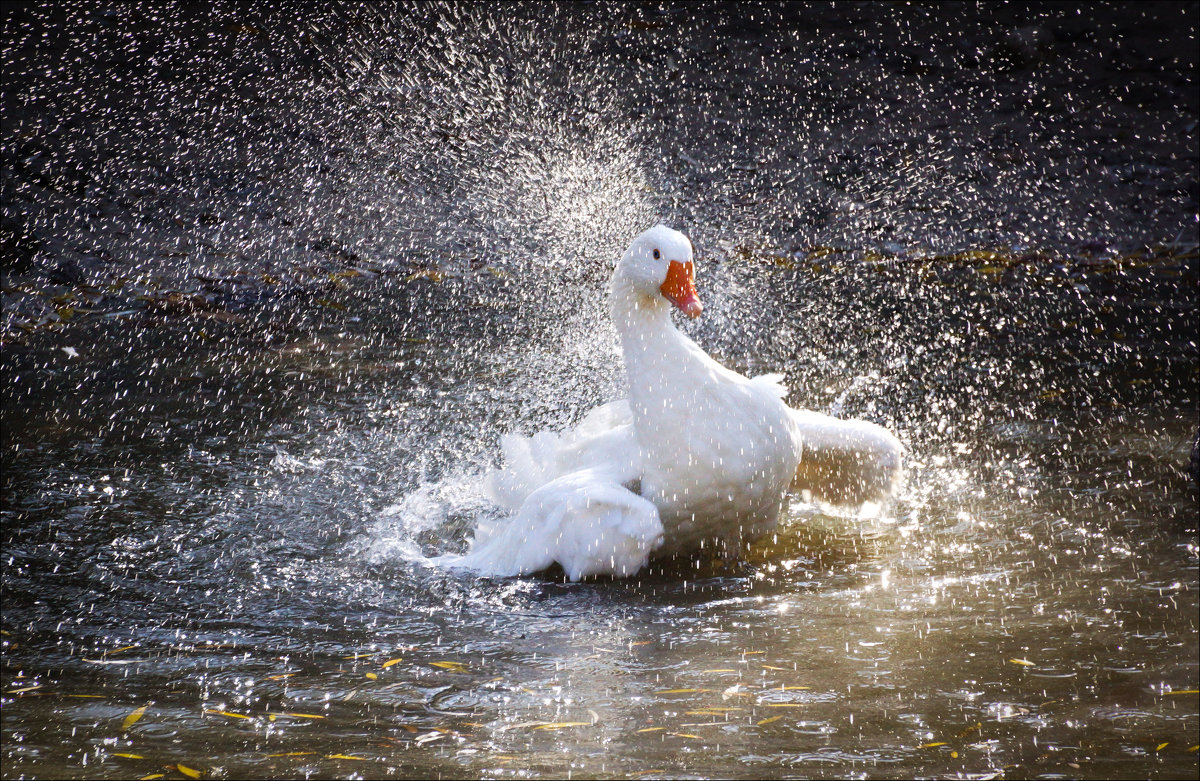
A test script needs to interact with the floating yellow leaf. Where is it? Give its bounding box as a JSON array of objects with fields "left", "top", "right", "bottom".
[
  {"left": 286, "top": 712, "right": 325, "bottom": 719},
  {"left": 533, "top": 722, "right": 591, "bottom": 730},
  {"left": 951, "top": 751, "right": 959, "bottom": 758},
  {"left": 343, "top": 653, "right": 373, "bottom": 660},
  {"left": 761, "top": 665, "right": 789, "bottom": 671},
  {"left": 265, "top": 673, "right": 296, "bottom": 681},
  {"left": 765, "top": 703, "right": 805, "bottom": 708},
  {"left": 669, "top": 732, "right": 702, "bottom": 739},
  {"left": 1156, "top": 742, "right": 1169, "bottom": 751},
  {"left": 266, "top": 752, "right": 316, "bottom": 757},
  {"left": 325, "top": 754, "right": 368, "bottom": 760},
  {"left": 918, "top": 742, "right": 948, "bottom": 749},
  {"left": 365, "top": 672, "right": 378, "bottom": 680},
  {"left": 1189, "top": 745, "right": 1198, "bottom": 752},
  {"left": 630, "top": 641, "right": 653, "bottom": 647},
  {"left": 636, "top": 727, "right": 665, "bottom": 733},
  {"left": 112, "top": 752, "right": 145, "bottom": 759},
  {"left": 654, "top": 688, "right": 708, "bottom": 695},
  {"left": 1009, "top": 658, "right": 1036, "bottom": 666},
  {"left": 429, "top": 661, "right": 467, "bottom": 672},
  {"left": 741, "top": 651, "right": 765, "bottom": 656},
  {"left": 955, "top": 722, "right": 982, "bottom": 738},
  {"left": 204, "top": 709, "right": 251, "bottom": 720},
  {"left": 6, "top": 685, "right": 42, "bottom": 694},
  {"left": 104, "top": 645, "right": 137, "bottom": 656},
  {"left": 122, "top": 705, "right": 148, "bottom": 730},
  {"left": 779, "top": 686, "right": 811, "bottom": 691},
  {"left": 757, "top": 716, "right": 783, "bottom": 726},
  {"left": 176, "top": 765, "right": 201, "bottom": 779},
  {"left": 139, "top": 775, "right": 164, "bottom": 780},
  {"left": 1164, "top": 689, "right": 1199, "bottom": 696},
  {"left": 382, "top": 658, "right": 403, "bottom": 669}
]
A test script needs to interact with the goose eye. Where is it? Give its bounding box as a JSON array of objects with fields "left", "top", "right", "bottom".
[{"left": 652, "top": 249, "right": 661, "bottom": 259}]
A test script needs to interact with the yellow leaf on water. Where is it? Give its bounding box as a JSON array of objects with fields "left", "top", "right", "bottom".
[
  {"left": 669, "top": 732, "right": 702, "bottom": 739},
  {"left": 104, "top": 645, "right": 137, "bottom": 656},
  {"left": 429, "top": 661, "right": 467, "bottom": 672},
  {"left": 951, "top": 751, "right": 959, "bottom": 758},
  {"left": 1156, "top": 742, "right": 1169, "bottom": 751},
  {"left": 779, "top": 686, "right": 811, "bottom": 691},
  {"left": 918, "top": 742, "right": 948, "bottom": 749},
  {"left": 382, "top": 658, "right": 403, "bottom": 669},
  {"left": 757, "top": 716, "right": 783, "bottom": 726},
  {"left": 365, "top": 672, "right": 378, "bottom": 680},
  {"left": 139, "top": 775, "right": 165, "bottom": 780},
  {"left": 1189, "top": 745, "right": 1199, "bottom": 752},
  {"left": 343, "top": 653, "right": 373, "bottom": 660},
  {"left": 176, "top": 765, "right": 202, "bottom": 779},
  {"left": 636, "top": 727, "right": 665, "bottom": 733},
  {"left": 956, "top": 722, "right": 983, "bottom": 738},
  {"left": 204, "top": 709, "right": 251, "bottom": 720},
  {"left": 1164, "top": 689, "right": 1199, "bottom": 695},
  {"left": 1009, "top": 658, "right": 1036, "bottom": 666},
  {"left": 286, "top": 712, "right": 325, "bottom": 719},
  {"left": 122, "top": 705, "right": 148, "bottom": 730},
  {"left": 765, "top": 703, "right": 805, "bottom": 708},
  {"left": 654, "top": 688, "right": 708, "bottom": 695},
  {"left": 112, "top": 752, "right": 145, "bottom": 759},
  {"left": 630, "top": 641, "right": 653, "bottom": 647},
  {"left": 326, "top": 754, "right": 368, "bottom": 760},
  {"left": 7, "top": 685, "right": 42, "bottom": 693},
  {"left": 265, "top": 673, "right": 296, "bottom": 681},
  {"left": 741, "top": 651, "right": 765, "bottom": 656},
  {"left": 761, "top": 665, "right": 789, "bottom": 671},
  {"left": 532, "top": 722, "right": 591, "bottom": 730}
]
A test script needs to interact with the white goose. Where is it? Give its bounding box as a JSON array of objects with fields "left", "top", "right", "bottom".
[{"left": 448, "top": 225, "right": 903, "bottom": 580}]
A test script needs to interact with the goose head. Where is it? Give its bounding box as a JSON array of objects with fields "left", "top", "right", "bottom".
[{"left": 613, "top": 225, "right": 702, "bottom": 319}]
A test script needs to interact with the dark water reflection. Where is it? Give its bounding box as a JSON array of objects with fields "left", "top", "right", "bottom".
[{"left": 3, "top": 256, "right": 1197, "bottom": 780}]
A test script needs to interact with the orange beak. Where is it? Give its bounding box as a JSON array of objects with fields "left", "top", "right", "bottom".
[{"left": 660, "top": 260, "right": 702, "bottom": 318}]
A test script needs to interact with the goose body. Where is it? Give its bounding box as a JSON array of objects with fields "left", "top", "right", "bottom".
[{"left": 448, "top": 225, "right": 903, "bottom": 580}]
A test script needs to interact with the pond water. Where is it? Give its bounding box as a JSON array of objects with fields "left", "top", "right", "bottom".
[
  {"left": 2, "top": 2, "right": 1198, "bottom": 779},
  {"left": 3, "top": 250, "right": 1197, "bottom": 780}
]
